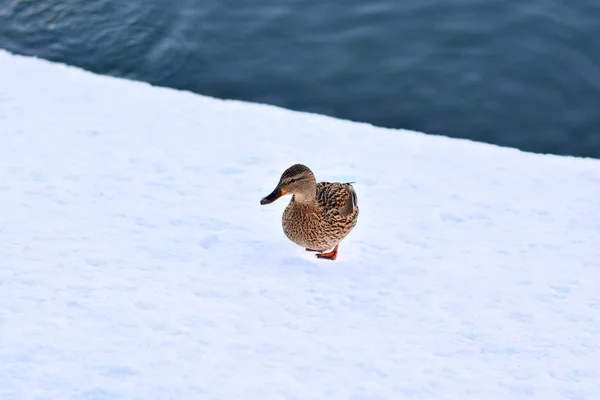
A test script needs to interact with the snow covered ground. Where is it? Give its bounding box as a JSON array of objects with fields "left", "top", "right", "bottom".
[{"left": 1, "top": 49, "right": 599, "bottom": 400}]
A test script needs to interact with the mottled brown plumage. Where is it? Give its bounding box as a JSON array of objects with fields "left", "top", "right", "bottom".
[{"left": 260, "top": 164, "right": 359, "bottom": 260}]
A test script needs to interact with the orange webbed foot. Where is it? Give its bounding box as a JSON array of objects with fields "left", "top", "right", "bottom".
[{"left": 315, "top": 244, "right": 338, "bottom": 260}]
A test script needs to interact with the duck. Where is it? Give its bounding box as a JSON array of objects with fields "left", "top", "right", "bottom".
[{"left": 260, "top": 164, "right": 359, "bottom": 260}]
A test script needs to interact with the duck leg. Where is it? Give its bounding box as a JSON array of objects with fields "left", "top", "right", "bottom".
[{"left": 316, "top": 244, "right": 338, "bottom": 260}]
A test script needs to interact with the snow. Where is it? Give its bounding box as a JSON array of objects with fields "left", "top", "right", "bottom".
[{"left": 1, "top": 49, "right": 599, "bottom": 400}]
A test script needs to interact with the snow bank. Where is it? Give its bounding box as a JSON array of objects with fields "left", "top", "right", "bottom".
[{"left": 1, "top": 49, "right": 599, "bottom": 399}]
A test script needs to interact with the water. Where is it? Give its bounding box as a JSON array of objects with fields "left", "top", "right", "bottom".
[{"left": 1, "top": 0, "right": 600, "bottom": 158}]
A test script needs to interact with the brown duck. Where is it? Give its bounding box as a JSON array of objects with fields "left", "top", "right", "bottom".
[{"left": 260, "top": 164, "right": 359, "bottom": 260}]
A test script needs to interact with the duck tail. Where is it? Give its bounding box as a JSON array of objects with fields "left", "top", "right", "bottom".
[{"left": 344, "top": 182, "right": 358, "bottom": 208}]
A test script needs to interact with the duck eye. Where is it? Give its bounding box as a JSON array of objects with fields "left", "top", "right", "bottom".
[{"left": 289, "top": 178, "right": 299, "bottom": 184}]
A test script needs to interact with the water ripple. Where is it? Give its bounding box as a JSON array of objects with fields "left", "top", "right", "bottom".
[{"left": 1, "top": 0, "right": 599, "bottom": 157}]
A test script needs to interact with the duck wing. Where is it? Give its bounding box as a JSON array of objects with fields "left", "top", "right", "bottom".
[{"left": 316, "top": 182, "right": 358, "bottom": 218}]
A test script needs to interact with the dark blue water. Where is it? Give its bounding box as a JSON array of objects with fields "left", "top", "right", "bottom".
[{"left": 1, "top": 0, "right": 600, "bottom": 158}]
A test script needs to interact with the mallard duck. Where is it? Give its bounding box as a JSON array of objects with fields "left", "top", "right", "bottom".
[{"left": 260, "top": 164, "right": 359, "bottom": 260}]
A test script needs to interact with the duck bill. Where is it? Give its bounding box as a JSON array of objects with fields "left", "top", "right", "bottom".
[{"left": 260, "top": 187, "right": 287, "bottom": 205}]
